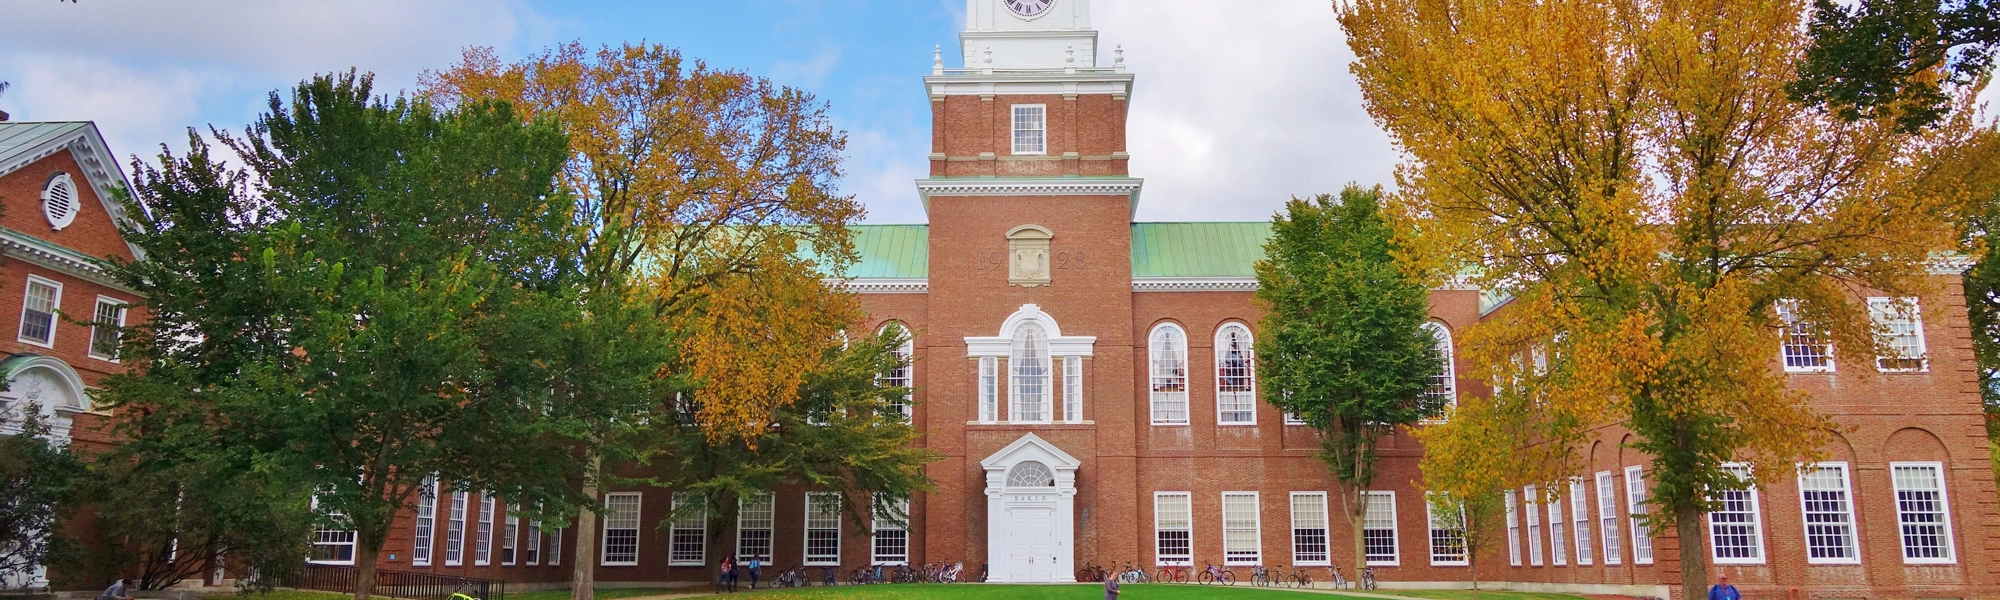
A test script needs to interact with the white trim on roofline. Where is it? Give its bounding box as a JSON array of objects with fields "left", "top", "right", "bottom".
[
  {"left": 824, "top": 278, "right": 929, "bottom": 294},
  {"left": 1132, "top": 277, "right": 1257, "bottom": 292}
]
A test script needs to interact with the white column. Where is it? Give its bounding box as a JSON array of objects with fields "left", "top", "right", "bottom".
[{"left": 984, "top": 468, "right": 1009, "bottom": 582}]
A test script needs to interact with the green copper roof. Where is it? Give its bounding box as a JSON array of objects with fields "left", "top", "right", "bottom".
[
  {"left": 842, "top": 224, "right": 929, "bottom": 279},
  {"left": 1130, "top": 222, "right": 1272, "bottom": 278}
]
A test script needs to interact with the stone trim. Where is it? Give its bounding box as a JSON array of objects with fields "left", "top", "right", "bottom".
[
  {"left": 825, "top": 278, "right": 928, "bottom": 294},
  {"left": 0, "top": 226, "right": 134, "bottom": 293},
  {"left": 1131, "top": 277, "right": 1259, "bottom": 292}
]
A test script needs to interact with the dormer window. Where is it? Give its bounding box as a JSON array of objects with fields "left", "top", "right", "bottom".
[{"left": 1012, "top": 104, "right": 1046, "bottom": 155}]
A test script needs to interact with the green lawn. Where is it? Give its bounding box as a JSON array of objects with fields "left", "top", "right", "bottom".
[
  {"left": 1370, "top": 591, "right": 1590, "bottom": 600},
  {"left": 717, "top": 583, "right": 1378, "bottom": 599},
  {"left": 206, "top": 591, "right": 354, "bottom": 600},
  {"left": 508, "top": 589, "right": 685, "bottom": 600}
]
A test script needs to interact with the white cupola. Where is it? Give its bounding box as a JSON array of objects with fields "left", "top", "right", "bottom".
[{"left": 960, "top": 0, "right": 1098, "bottom": 70}]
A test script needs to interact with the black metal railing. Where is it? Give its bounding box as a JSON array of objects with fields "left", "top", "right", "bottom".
[{"left": 283, "top": 565, "right": 504, "bottom": 600}]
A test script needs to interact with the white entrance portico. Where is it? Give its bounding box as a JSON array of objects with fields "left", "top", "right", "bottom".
[{"left": 981, "top": 433, "right": 1080, "bottom": 583}]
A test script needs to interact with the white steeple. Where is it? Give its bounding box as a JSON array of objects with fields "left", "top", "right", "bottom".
[{"left": 960, "top": 0, "right": 1098, "bottom": 70}]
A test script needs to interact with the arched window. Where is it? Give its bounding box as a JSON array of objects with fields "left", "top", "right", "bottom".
[
  {"left": 1423, "top": 321, "right": 1457, "bottom": 410},
  {"left": 1011, "top": 322, "right": 1051, "bottom": 423},
  {"left": 1150, "top": 324, "right": 1189, "bottom": 425},
  {"left": 1215, "top": 323, "right": 1256, "bottom": 425},
  {"left": 879, "top": 322, "right": 914, "bottom": 420},
  {"left": 1007, "top": 461, "right": 1056, "bottom": 487}
]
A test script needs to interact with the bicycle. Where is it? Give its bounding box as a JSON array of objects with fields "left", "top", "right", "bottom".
[
  {"left": 1155, "top": 564, "right": 1190, "bottom": 584},
  {"left": 1328, "top": 565, "right": 1350, "bottom": 589},
  {"left": 1076, "top": 561, "right": 1106, "bottom": 583},
  {"left": 1361, "top": 566, "right": 1378, "bottom": 590},
  {"left": 940, "top": 561, "right": 964, "bottom": 583},
  {"left": 1117, "top": 563, "right": 1150, "bottom": 583},
  {"left": 1198, "top": 562, "right": 1236, "bottom": 585},
  {"left": 1251, "top": 565, "right": 1271, "bottom": 587},
  {"left": 1288, "top": 565, "right": 1314, "bottom": 588},
  {"left": 819, "top": 566, "right": 838, "bottom": 586}
]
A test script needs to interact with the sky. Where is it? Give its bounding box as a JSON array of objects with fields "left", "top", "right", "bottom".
[{"left": 0, "top": 0, "right": 1395, "bottom": 224}]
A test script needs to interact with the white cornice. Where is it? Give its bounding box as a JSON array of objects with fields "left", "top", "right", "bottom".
[
  {"left": 825, "top": 278, "right": 929, "bottom": 294},
  {"left": 924, "top": 71, "right": 1135, "bottom": 99},
  {"left": 1929, "top": 254, "right": 1975, "bottom": 275},
  {"left": 917, "top": 177, "right": 1143, "bottom": 218},
  {"left": 0, "top": 227, "right": 134, "bottom": 293},
  {"left": 1131, "top": 277, "right": 1258, "bottom": 293},
  {"left": 0, "top": 123, "right": 147, "bottom": 263}
]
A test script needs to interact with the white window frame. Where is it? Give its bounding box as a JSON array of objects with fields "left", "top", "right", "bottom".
[
  {"left": 1063, "top": 355, "right": 1083, "bottom": 423},
  {"left": 1889, "top": 461, "right": 1956, "bottom": 564},
  {"left": 1869, "top": 297, "right": 1928, "bottom": 372},
  {"left": 1215, "top": 323, "right": 1257, "bottom": 425},
  {"left": 1777, "top": 299, "right": 1835, "bottom": 372},
  {"left": 525, "top": 514, "right": 542, "bottom": 565},
  {"left": 1596, "top": 471, "right": 1622, "bottom": 565},
  {"left": 1011, "top": 104, "right": 1047, "bottom": 155},
  {"left": 1708, "top": 464, "right": 1767, "bottom": 565},
  {"left": 1504, "top": 490, "right": 1522, "bottom": 566},
  {"left": 804, "top": 492, "right": 842, "bottom": 566},
  {"left": 444, "top": 491, "right": 467, "bottom": 566},
  {"left": 1363, "top": 491, "right": 1399, "bottom": 566},
  {"left": 1570, "top": 478, "right": 1593, "bottom": 566},
  {"left": 1149, "top": 323, "right": 1190, "bottom": 425},
  {"left": 668, "top": 492, "right": 706, "bottom": 566},
  {"left": 872, "top": 495, "right": 911, "bottom": 566},
  {"left": 412, "top": 477, "right": 437, "bottom": 566},
  {"left": 1797, "top": 462, "right": 1860, "bottom": 564},
  {"left": 1426, "top": 495, "right": 1468, "bottom": 566},
  {"left": 1524, "top": 486, "right": 1544, "bottom": 566},
  {"left": 1154, "top": 492, "right": 1193, "bottom": 566},
  {"left": 502, "top": 508, "right": 519, "bottom": 566},
  {"left": 737, "top": 492, "right": 776, "bottom": 561},
  {"left": 1010, "top": 322, "right": 1053, "bottom": 423},
  {"left": 1547, "top": 490, "right": 1567, "bottom": 566},
  {"left": 89, "top": 296, "right": 126, "bottom": 361},
  {"left": 601, "top": 492, "right": 641, "bottom": 566},
  {"left": 308, "top": 495, "right": 357, "bottom": 566},
  {"left": 1289, "top": 492, "right": 1330, "bottom": 566},
  {"left": 1221, "top": 492, "right": 1262, "bottom": 566},
  {"left": 1422, "top": 321, "right": 1457, "bottom": 410},
  {"left": 879, "top": 322, "right": 915, "bottom": 420},
  {"left": 475, "top": 495, "right": 495, "bottom": 566},
  {"left": 1626, "top": 467, "right": 1653, "bottom": 564},
  {"left": 17, "top": 275, "right": 61, "bottom": 348},
  {"left": 978, "top": 356, "right": 998, "bottom": 423},
  {"left": 548, "top": 524, "right": 563, "bottom": 566}
]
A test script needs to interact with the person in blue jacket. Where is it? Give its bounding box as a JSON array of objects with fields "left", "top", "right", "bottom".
[{"left": 1708, "top": 573, "right": 1742, "bottom": 600}]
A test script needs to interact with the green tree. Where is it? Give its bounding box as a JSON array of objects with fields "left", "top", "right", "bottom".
[
  {"left": 0, "top": 405, "right": 84, "bottom": 587},
  {"left": 1256, "top": 186, "right": 1447, "bottom": 572},
  {"left": 1790, "top": 0, "right": 2000, "bottom": 132},
  {"left": 103, "top": 72, "right": 584, "bottom": 600},
  {"left": 83, "top": 443, "right": 315, "bottom": 591}
]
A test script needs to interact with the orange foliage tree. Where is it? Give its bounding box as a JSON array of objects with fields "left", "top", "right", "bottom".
[{"left": 1339, "top": 0, "right": 1997, "bottom": 593}]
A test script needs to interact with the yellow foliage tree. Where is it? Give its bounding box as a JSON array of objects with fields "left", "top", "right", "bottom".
[{"left": 1339, "top": 0, "right": 1997, "bottom": 593}]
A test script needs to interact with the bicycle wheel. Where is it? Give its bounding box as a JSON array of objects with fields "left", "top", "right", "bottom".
[
  {"left": 1199, "top": 572, "right": 1214, "bottom": 585},
  {"left": 1221, "top": 571, "right": 1236, "bottom": 585}
]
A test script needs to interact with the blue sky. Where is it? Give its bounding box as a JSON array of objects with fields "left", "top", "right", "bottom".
[{"left": 1, "top": 0, "right": 1399, "bottom": 224}]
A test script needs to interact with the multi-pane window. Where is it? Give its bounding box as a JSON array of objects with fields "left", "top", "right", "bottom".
[
  {"left": 1011, "top": 322, "right": 1052, "bottom": 423},
  {"left": 1011, "top": 104, "right": 1046, "bottom": 155},
  {"left": 1215, "top": 324, "right": 1257, "bottom": 425},
  {"left": 1155, "top": 492, "right": 1193, "bottom": 566},
  {"left": 17, "top": 277, "right": 59, "bottom": 346},
  {"left": 309, "top": 495, "right": 356, "bottom": 565},
  {"left": 1504, "top": 490, "right": 1522, "bottom": 566},
  {"left": 804, "top": 492, "right": 842, "bottom": 565},
  {"left": 1422, "top": 322, "right": 1457, "bottom": 409},
  {"left": 601, "top": 492, "right": 641, "bottom": 566},
  {"left": 1570, "top": 479, "right": 1593, "bottom": 566},
  {"left": 1709, "top": 464, "right": 1765, "bottom": 564},
  {"left": 978, "top": 356, "right": 998, "bottom": 423},
  {"left": 880, "top": 322, "right": 914, "bottom": 419},
  {"left": 669, "top": 493, "right": 706, "bottom": 566},
  {"left": 548, "top": 525, "right": 563, "bottom": 566},
  {"left": 526, "top": 517, "right": 542, "bottom": 565},
  {"left": 1799, "top": 463, "right": 1859, "bottom": 563},
  {"left": 502, "top": 509, "right": 519, "bottom": 565},
  {"left": 1222, "top": 492, "right": 1261, "bottom": 565},
  {"left": 1150, "top": 325, "right": 1190, "bottom": 424},
  {"left": 1777, "top": 300, "right": 1834, "bottom": 372},
  {"left": 1869, "top": 297, "right": 1928, "bottom": 371},
  {"left": 1547, "top": 491, "right": 1567, "bottom": 566},
  {"left": 873, "top": 495, "right": 911, "bottom": 565},
  {"left": 1290, "top": 492, "right": 1330, "bottom": 566},
  {"left": 90, "top": 298, "right": 125, "bottom": 360},
  {"left": 412, "top": 477, "right": 437, "bottom": 566},
  {"left": 1626, "top": 467, "right": 1653, "bottom": 564},
  {"left": 444, "top": 491, "right": 467, "bottom": 565},
  {"left": 1427, "top": 496, "right": 1468, "bottom": 566},
  {"left": 1890, "top": 462, "right": 1955, "bottom": 563},
  {"left": 738, "top": 492, "right": 776, "bottom": 561},
  {"left": 475, "top": 496, "right": 495, "bottom": 565},
  {"left": 1524, "top": 486, "right": 1544, "bottom": 566},
  {"left": 1596, "top": 472, "right": 1622, "bottom": 565},
  {"left": 1363, "top": 491, "right": 1399, "bottom": 565},
  {"left": 1063, "top": 355, "right": 1083, "bottom": 423}
]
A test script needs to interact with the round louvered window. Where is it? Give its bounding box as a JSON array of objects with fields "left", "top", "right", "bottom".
[{"left": 42, "top": 172, "right": 79, "bottom": 231}]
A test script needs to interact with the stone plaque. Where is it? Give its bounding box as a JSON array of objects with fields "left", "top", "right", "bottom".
[{"left": 1006, "top": 224, "right": 1054, "bottom": 287}]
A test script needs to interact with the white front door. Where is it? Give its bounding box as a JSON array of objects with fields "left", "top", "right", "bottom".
[{"left": 1007, "top": 507, "right": 1055, "bottom": 582}]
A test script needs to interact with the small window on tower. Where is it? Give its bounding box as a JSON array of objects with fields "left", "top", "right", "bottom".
[{"left": 1013, "top": 104, "right": 1046, "bottom": 155}]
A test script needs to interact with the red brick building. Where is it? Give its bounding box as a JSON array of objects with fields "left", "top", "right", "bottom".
[
  {"left": 0, "top": 120, "right": 147, "bottom": 589},
  {"left": 353, "top": 2, "right": 2000, "bottom": 598}
]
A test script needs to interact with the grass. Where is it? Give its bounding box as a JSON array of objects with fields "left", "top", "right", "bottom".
[
  {"left": 718, "top": 583, "right": 1386, "bottom": 600},
  {"left": 203, "top": 591, "right": 353, "bottom": 600},
  {"left": 1370, "top": 591, "right": 1591, "bottom": 600},
  {"left": 509, "top": 590, "right": 685, "bottom": 600}
]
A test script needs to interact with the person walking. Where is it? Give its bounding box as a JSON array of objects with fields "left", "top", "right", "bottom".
[
  {"left": 1103, "top": 570, "right": 1121, "bottom": 600},
  {"left": 747, "top": 556, "right": 762, "bottom": 590},
  {"left": 1708, "top": 573, "right": 1742, "bottom": 600},
  {"left": 716, "top": 555, "right": 735, "bottom": 594},
  {"left": 97, "top": 578, "right": 132, "bottom": 600}
]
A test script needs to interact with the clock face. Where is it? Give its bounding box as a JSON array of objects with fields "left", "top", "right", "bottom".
[{"left": 1005, "top": 0, "right": 1052, "bottom": 18}]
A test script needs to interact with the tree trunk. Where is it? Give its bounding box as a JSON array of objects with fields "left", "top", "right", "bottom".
[
  {"left": 569, "top": 454, "right": 602, "bottom": 600},
  {"left": 1676, "top": 503, "right": 1708, "bottom": 600},
  {"left": 353, "top": 532, "right": 381, "bottom": 600},
  {"left": 1335, "top": 484, "right": 1368, "bottom": 580}
]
